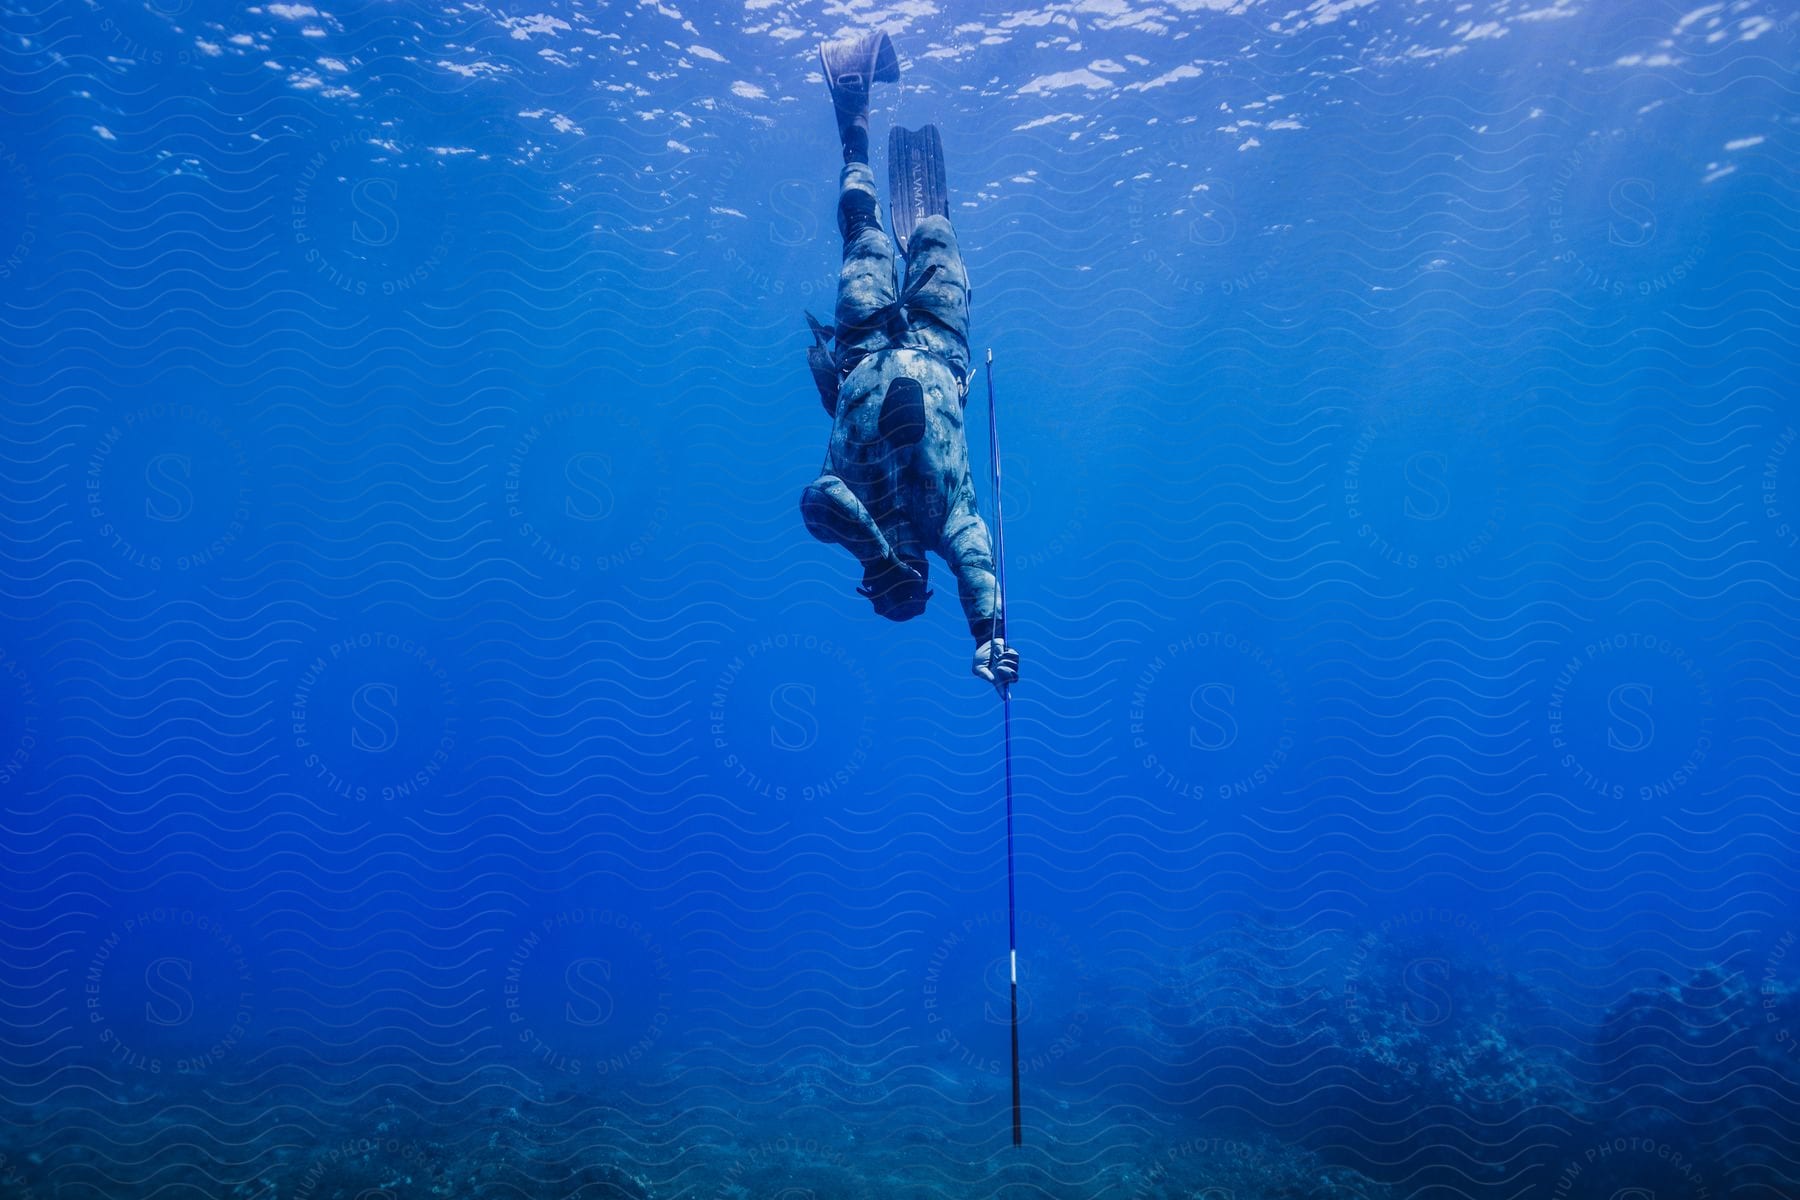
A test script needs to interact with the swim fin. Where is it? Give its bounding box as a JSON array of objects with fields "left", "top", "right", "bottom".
[
  {"left": 818, "top": 32, "right": 900, "bottom": 112},
  {"left": 888, "top": 124, "right": 948, "bottom": 256}
]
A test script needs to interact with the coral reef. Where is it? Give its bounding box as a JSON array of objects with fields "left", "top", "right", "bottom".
[
  {"left": 1145, "top": 918, "right": 1800, "bottom": 1197},
  {"left": 1149, "top": 916, "right": 1586, "bottom": 1194},
  {"left": 2, "top": 933, "right": 1796, "bottom": 1199},
  {"left": 1123, "top": 1132, "right": 1396, "bottom": 1200},
  {"left": 1577, "top": 963, "right": 1800, "bottom": 1197}
]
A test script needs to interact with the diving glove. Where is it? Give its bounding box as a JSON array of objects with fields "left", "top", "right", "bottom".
[{"left": 973, "top": 638, "right": 1020, "bottom": 693}]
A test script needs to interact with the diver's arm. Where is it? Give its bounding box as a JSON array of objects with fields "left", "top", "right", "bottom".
[
  {"left": 940, "top": 503, "right": 1019, "bottom": 690},
  {"left": 940, "top": 505, "right": 999, "bottom": 639}
]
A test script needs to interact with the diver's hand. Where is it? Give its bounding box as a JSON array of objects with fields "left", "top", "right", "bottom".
[{"left": 973, "top": 639, "right": 1020, "bottom": 693}]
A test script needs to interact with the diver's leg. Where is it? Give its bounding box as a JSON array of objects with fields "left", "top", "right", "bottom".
[
  {"left": 898, "top": 214, "right": 971, "bottom": 380},
  {"left": 818, "top": 165, "right": 898, "bottom": 568},
  {"left": 835, "top": 160, "right": 897, "bottom": 360}
]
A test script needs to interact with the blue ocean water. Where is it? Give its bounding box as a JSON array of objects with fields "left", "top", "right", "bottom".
[{"left": 2, "top": 1, "right": 1797, "bottom": 1197}]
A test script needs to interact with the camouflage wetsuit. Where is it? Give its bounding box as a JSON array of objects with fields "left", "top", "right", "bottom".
[{"left": 799, "top": 159, "right": 1002, "bottom": 647}]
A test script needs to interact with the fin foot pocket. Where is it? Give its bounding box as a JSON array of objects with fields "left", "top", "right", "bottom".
[{"left": 819, "top": 32, "right": 900, "bottom": 109}]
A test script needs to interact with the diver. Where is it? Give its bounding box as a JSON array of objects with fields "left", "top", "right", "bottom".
[{"left": 799, "top": 31, "right": 1021, "bottom": 695}]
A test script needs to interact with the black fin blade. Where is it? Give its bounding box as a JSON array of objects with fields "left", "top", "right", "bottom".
[{"left": 887, "top": 124, "right": 948, "bottom": 255}]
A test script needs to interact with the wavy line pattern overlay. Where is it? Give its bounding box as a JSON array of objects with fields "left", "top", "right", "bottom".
[{"left": 1, "top": 1, "right": 1797, "bottom": 1198}]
